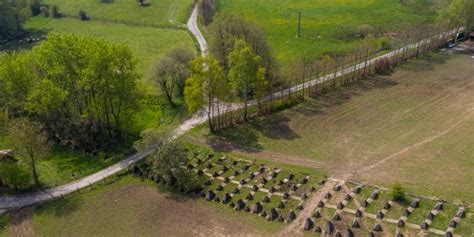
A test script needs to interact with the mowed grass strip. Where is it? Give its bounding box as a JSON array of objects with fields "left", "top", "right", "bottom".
[
  {"left": 192, "top": 53, "right": 474, "bottom": 204},
  {"left": 42, "top": 0, "right": 193, "bottom": 26},
  {"left": 3, "top": 175, "right": 282, "bottom": 236},
  {"left": 217, "top": 0, "right": 437, "bottom": 64}
]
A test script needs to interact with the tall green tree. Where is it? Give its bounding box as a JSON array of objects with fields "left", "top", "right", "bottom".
[
  {"left": 0, "top": 52, "right": 34, "bottom": 113},
  {"left": 0, "top": 33, "right": 140, "bottom": 152},
  {"left": 184, "top": 55, "right": 227, "bottom": 132},
  {"left": 9, "top": 118, "right": 51, "bottom": 188},
  {"left": 228, "top": 40, "right": 267, "bottom": 121}
]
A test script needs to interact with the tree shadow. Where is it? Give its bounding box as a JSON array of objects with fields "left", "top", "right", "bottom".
[
  {"left": 34, "top": 194, "right": 81, "bottom": 218},
  {"left": 292, "top": 76, "right": 399, "bottom": 120},
  {"left": 401, "top": 53, "right": 449, "bottom": 72},
  {"left": 205, "top": 112, "right": 301, "bottom": 154},
  {"left": 0, "top": 29, "right": 51, "bottom": 52},
  {"left": 258, "top": 114, "right": 300, "bottom": 140}
]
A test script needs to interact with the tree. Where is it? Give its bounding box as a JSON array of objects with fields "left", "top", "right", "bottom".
[
  {"left": 0, "top": 52, "right": 33, "bottom": 113},
  {"left": 208, "top": 13, "right": 276, "bottom": 75},
  {"left": 319, "top": 54, "right": 335, "bottom": 91},
  {"left": 0, "top": 0, "right": 30, "bottom": 39},
  {"left": 184, "top": 55, "right": 227, "bottom": 132},
  {"left": 437, "top": 0, "right": 474, "bottom": 34},
  {"left": 199, "top": 0, "right": 215, "bottom": 26},
  {"left": 0, "top": 33, "right": 140, "bottom": 152},
  {"left": 228, "top": 40, "right": 267, "bottom": 121},
  {"left": 150, "top": 47, "right": 195, "bottom": 106},
  {"left": 9, "top": 118, "right": 51, "bottom": 188},
  {"left": 147, "top": 139, "right": 202, "bottom": 193},
  {"left": 391, "top": 182, "right": 406, "bottom": 202}
]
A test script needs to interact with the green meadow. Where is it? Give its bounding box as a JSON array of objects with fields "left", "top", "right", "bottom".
[
  {"left": 216, "top": 0, "right": 440, "bottom": 63},
  {"left": 42, "top": 0, "right": 194, "bottom": 26}
]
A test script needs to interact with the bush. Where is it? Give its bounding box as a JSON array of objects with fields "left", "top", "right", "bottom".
[
  {"left": 51, "top": 5, "right": 61, "bottom": 18},
  {"left": 78, "top": 10, "right": 89, "bottom": 21},
  {"left": 379, "top": 36, "right": 392, "bottom": 50},
  {"left": 0, "top": 214, "right": 11, "bottom": 231},
  {"left": 0, "top": 164, "right": 32, "bottom": 189},
  {"left": 375, "top": 57, "right": 391, "bottom": 74},
  {"left": 391, "top": 183, "right": 406, "bottom": 202},
  {"left": 137, "top": 0, "right": 149, "bottom": 7},
  {"left": 356, "top": 24, "right": 375, "bottom": 38},
  {"left": 173, "top": 169, "right": 205, "bottom": 194},
  {"left": 40, "top": 5, "right": 49, "bottom": 17},
  {"left": 30, "top": 0, "right": 42, "bottom": 16}
]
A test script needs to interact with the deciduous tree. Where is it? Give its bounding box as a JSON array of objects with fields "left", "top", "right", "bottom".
[
  {"left": 228, "top": 40, "right": 267, "bottom": 121},
  {"left": 9, "top": 118, "right": 51, "bottom": 188},
  {"left": 150, "top": 47, "right": 195, "bottom": 106},
  {"left": 184, "top": 55, "right": 227, "bottom": 132}
]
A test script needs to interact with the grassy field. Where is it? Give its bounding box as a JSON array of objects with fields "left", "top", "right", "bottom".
[
  {"left": 0, "top": 175, "right": 284, "bottom": 237},
  {"left": 0, "top": 134, "right": 126, "bottom": 195},
  {"left": 42, "top": 0, "right": 193, "bottom": 26},
  {"left": 188, "top": 53, "right": 474, "bottom": 204},
  {"left": 3, "top": 17, "right": 196, "bottom": 78},
  {"left": 216, "top": 0, "right": 440, "bottom": 64}
]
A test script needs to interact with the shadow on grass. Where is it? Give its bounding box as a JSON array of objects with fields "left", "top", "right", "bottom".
[
  {"left": 401, "top": 52, "right": 449, "bottom": 72},
  {"left": 33, "top": 195, "right": 81, "bottom": 218},
  {"left": 0, "top": 29, "right": 50, "bottom": 52},
  {"left": 294, "top": 75, "right": 399, "bottom": 119},
  {"left": 206, "top": 113, "right": 300, "bottom": 154}
]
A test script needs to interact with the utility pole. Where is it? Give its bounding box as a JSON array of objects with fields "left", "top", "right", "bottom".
[{"left": 298, "top": 12, "right": 301, "bottom": 37}]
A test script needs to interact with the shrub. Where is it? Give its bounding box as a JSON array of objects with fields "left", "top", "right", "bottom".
[
  {"left": 137, "top": 0, "right": 149, "bottom": 6},
  {"left": 356, "top": 24, "right": 375, "bottom": 38},
  {"left": 0, "top": 214, "right": 11, "bottom": 231},
  {"left": 40, "top": 5, "right": 49, "bottom": 17},
  {"left": 375, "top": 57, "right": 391, "bottom": 74},
  {"left": 51, "top": 5, "right": 61, "bottom": 18},
  {"left": 78, "top": 10, "right": 89, "bottom": 21},
  {"left": 30, "top": 0, "right": 42, "bottom": 16},
  {"left": 379, "top": 36, "right": 392, "bottom": 50},
  {"left": 391, "top": 182, "right": 406, "bottom": 202},
  {"left": 0, "top": 164, "right": 32, "bottom": 189}
]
